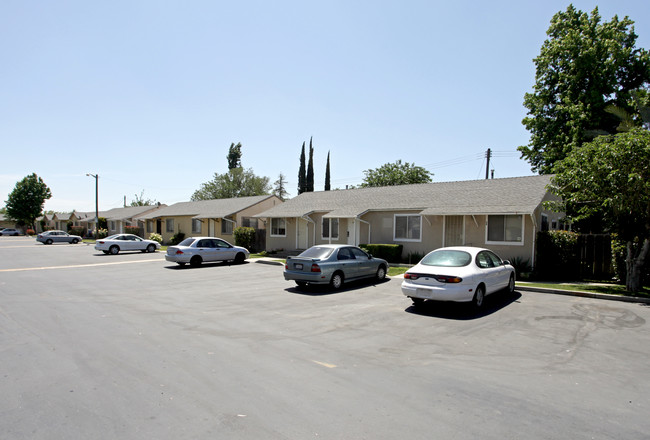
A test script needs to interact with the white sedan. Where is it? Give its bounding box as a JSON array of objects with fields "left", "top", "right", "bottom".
[
  {"left": 401, "top": 246, "right": 515, "bottom": 309},
  {"left": 165, "top": 236, "right": 249, "bottom": 267},
  {"left": 95, "top": 234, "right": 161, "bottom": 255}
]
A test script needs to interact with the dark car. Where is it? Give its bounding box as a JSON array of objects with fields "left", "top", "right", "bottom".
[{"left": 284, "top": 244, "right": 389, "bottom": 290}]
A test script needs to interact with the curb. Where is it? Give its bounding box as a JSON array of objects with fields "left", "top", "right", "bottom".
[{"left": 516, "top": 285, "right": 650, "bottom": 305}]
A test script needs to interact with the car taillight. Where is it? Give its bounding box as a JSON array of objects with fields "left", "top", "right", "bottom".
[
  {"left": 98, "top": 241, "right": 104, "bottom": 244},
  {"left": 311, "top": 264, "right": 321, "bottom": 272},
  {"left": 175, "top": 250, "right": 184, "bottom": 255},
  {"left": 434, "top": 275, "right": 463, "bottom": 283},
  {"left": 404, "top": 273, "right": 419, "bottom": 280}
]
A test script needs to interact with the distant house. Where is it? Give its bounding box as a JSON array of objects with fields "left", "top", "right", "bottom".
[
  {"left": 255, "top": 175, "right": 563, "bottom": 266},
  {"left": 139, "top": 195, "right": 283, "bottom": 245},
  {"left": 76, "top": 205, "right": 167, "bottom": 237},
  {"left": 0, "top": 214, "right": 16, "bottom": 230},
  {"left": 51, "top": 212, "right": 79, "bottom": 231}
]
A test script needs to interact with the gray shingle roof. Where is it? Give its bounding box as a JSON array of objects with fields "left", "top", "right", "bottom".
[
  {"left": 75, "top": 205, "right": 163, "bottom": 221},
  {"left": 139, "top": 195, "right": 276, "bottom": 220},
  {"left": 255, "top": 175, "right": 553, "bottom": 218}
]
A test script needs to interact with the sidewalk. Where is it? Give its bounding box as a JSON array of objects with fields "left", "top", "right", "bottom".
[{"left": 515, "top": 281, "right": 650, "bottom": 305}]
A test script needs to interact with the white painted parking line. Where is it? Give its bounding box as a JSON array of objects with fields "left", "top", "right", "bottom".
[{"left": 0, "top": 258, "right": 163, "bottom": 273}]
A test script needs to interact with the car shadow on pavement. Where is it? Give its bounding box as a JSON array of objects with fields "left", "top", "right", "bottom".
[
  {"left": 287, "top": 278, "right": 393, "bottom": 296},
  {"left": 164, "top": 261, "right": 251, "bottom": 270},
  {"left": 404, "top": 290, "right": 522, "bottom": 320}
]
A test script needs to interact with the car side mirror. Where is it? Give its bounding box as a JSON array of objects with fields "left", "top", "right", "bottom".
[{"left": 503, "top": 260, "right": 511, "bottom": 266}]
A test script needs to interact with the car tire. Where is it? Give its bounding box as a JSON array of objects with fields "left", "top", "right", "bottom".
[
  {"left": 71, "top": 238, "right": 79, "bottom": 244},
  {"left": 330, "top": 272, "right": 344, "bottom": 290},
  {"left": 376, "top": 264, "right": 387, "bottom": 281},
  {"left": 46, "top": 239, "right": 53, "bottom": 245},
  {"left": 472, "top": 285, "right": 486, "bottom": 309},
  {"left": 506, "top": 274, "right": 515, "bottom": 294},
  {"left": 109, "top": 245, "right": 120, "bottom": 255},
  {"left": 146, "top": 244, "right": 156, "bottom": 253},
  {"left": 190, "top": 256, "right": 202, "bottom": 267},
  {"left": 234, "top": 252, "right": 246, "bottom": 264},
  {"left": 411, "top": 297, "right": 425, "bottom": 307}
]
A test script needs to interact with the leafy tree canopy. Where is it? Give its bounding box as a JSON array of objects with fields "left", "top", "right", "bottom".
[
  {"left": 273, "top": 173, "right": 289, "bottom": 201},
  {"left": 227, "top": 142, "right": 242, "bottom": 170},
  {"left": 130, "top": 190, "right": 158, "bottom": 207},
  {"left": 361, "top": 160, "right": 432, "bottom": 187},
  {"left": 5, "top": 173, "right": 52, "bottom": 227},
  {"left": 548, "top": 128, "right": 650, "bottom": 292},
  {"left": 191, "top": 168, "right": 271, "bottom": 200},
  {"left": 519, "top": 5, "right": 650, "bottom": 174}
]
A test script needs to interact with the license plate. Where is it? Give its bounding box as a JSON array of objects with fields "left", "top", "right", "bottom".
[{"left": 294, "top": 263, "right": 303, "bottom": 270}]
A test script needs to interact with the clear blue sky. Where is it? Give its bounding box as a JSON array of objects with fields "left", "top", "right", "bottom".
[{"left": 1, "top": 0, "right": 649, "bottom": 212}]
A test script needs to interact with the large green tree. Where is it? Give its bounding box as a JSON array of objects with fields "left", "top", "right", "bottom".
[
  {"left": 324, "top": 151, "right": 331, "bottom": 191},
  {"left": 227, "top": 142, "right": 242, "bottom": 170},
  {"left": 519, "top": 5, "right": 650, "bottom": 174},
  {"left": 548, "top": 128, "right": 650, "bottom": 292},
  {"left": 191, "top": 168, "right": 270, "bottom": 200},
  {"left": 361, "top": 160, "right": 432, "bottom": 187},
  {"left": 130, "top": 190, "right": 157, "bottom": 207},
  {"left": 306, "top": 137, "right": 314, "bottom": 192},
  {"left": 298, "top": 142, "right": 306, "bottom": 194},
  {"left": 273, "top": 173, "right": 289, "bottom": 201},
  {"left": 5, "top": 173, "right": 52, "bottom": 228}
]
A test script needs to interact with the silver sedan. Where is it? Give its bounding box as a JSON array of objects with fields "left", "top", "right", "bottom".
[
  {"left": 36, "top": 230, "right": 82, "bottom": 244},
  {"left": 95, "top": 234, "right": 160, "bottom": 254},
  {"left": 165, "top": 237, "right": 249, "bottom": 267},
  {"left": 283, "top": 244, "right": 389, "bottom": 290}
]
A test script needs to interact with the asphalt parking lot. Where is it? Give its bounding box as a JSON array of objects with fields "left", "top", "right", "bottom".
[{"left": 1, "top": 236, "right": 649, "bottom": 440}]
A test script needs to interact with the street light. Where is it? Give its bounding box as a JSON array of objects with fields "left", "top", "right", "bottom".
[{"left": 86, "top": 173, "right": 99, "bottom": 238}]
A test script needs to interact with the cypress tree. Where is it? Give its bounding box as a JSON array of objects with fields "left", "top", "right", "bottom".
[
  {"left": 306, "top": 137, "right": 314, "bottom": 192},
  {"left": 298, "top": 142, "right": 306, "bottom": 194},
  {"left": 324, "top": 151, "right": 331, "bottom": 191}
]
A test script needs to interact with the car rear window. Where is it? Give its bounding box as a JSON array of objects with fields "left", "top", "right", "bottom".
[
  {"left": 298, "top": 247, "right": 335, "bottom": 259},
  {"left": 420, "top": 250, "right": 472, "bottom": 267},
  {"left": 178, "top": 238, "right": 196, "bottom": 247}
]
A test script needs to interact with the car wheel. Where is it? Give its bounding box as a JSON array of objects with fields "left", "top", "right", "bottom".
[
  {"left": 472, "top": 285, "right": 486, "bottom": 309},
  {"left": 71, "top": 238, "right": 79, "bottom": 244},
  {"left": 376, "top": 264, "right": 387, "bottom": 281},
  {"left": 190, "top": 256, "right": 202, "bottom": 267},
  {"left": 506, "top": 274, "right": 515, "bottom": 294},
  {"left": 330, "top": 272, "right": 344, "bottom": 290},
  {"left": 45, "top": 239, "right": 53, "bottom": 245},
  {"left": 411, "top": 297, "right": 425, "bottom": 307},
  {"left": 109, "top": 245, "right": 120, "bottom": 255},
  {"left": 234, "top": 252, "right": 246, "bottom": 264},
  {"left": 146, "top": 244, "right": 156, "bottom": 253}
]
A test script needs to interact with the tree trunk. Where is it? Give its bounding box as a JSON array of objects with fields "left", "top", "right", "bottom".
[{"left": 625, "top": 238, "right": 650, "bottom": 293}]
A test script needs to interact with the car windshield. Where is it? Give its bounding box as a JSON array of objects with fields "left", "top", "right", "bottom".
[
  {"left": 298, "top": 246, "right": 335, "bottom": 259},
  {"left": 420, "top": 250, "right": 472, "bottom": 267},
  {"left": 178, "top": 238, "right": 197, "bottom": 247}
]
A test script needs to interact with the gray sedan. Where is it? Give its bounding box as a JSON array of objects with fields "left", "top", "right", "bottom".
[
  {"left": 36, "top": 230, "right": 82, "bottom": 244},
  {"left": 283, "top": 244, "right": 389, "bottom": 289},
  {"left": 165, "top": 237, "right": 249, "bottom": 267}
]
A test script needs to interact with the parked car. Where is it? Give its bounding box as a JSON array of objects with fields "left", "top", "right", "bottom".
[
  {"left": 1, "top": 228, "right": 22, "bottom": 236},
  {"left": 36, "top": 230, "right": 82, "bottom": 244},
  {"left": 165, "top": 237, "right": 249, "bottom": 267},
  {"left": 284, "top": 244, "right": 389, "bottom": 290},
  {"left": 401, "top": 246, "right": 515, "bottom": 309},
  {"left": 95, "top": 234, "right": 161, "bottom": 254}
]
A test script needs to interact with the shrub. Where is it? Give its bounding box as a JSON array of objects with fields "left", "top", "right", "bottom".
[
  {"left": 359, "top": 244, "right": 403, "bottom": 263},
  {"left": 125, "top": 225, "right": 141, "bottom": 236},
  {"left": 26, "top": 229, "right": 35, "bottom": 236},
  {"left": 405, "top": 251, "right": 425, "bottom": 264},
  {"left": 96, "top": 228, "right": 109, "bottom": 239},
  {"left": 233, "top": 226, "right": 255, "bottom": 251},
  {"left": 148, "top": 233, "right": 163, "bottom": 244},
  {"left": 535, "top": 230, "right": 579, "bottom": 280},
  {"left": 170, "top": 232, "right": 185, "bottom": 245},
  {"left": 510, "top": 256, "right": 533, "bottom": 279},
  {"left": 70, "top": 226, "right": 84, "bottom": 237}
]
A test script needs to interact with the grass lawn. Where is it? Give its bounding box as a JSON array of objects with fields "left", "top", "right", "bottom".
[{"left": 518, "top": 281, "right": 650, "bottom": 299}]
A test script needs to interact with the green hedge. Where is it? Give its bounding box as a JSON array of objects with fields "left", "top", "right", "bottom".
[
  {"left": 535, "top": 230, "right": 579, "bottom": 280},
  {"left": 233, "top": 226, "right": 255, "bottom": 250},
  {"left": 359, "top": 244, "right": 403, "bottom": 263}
]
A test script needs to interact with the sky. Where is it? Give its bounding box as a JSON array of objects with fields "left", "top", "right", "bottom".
[{"left": 1, "top": 0, "right": 649, "bottom": 213}]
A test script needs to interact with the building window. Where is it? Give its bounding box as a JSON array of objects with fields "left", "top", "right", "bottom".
[
  {"left": 147, "top": 220, "right": 153, "bottom": 233},
  {"left": 221, "top": 219, "right": 233, "bottom": 235},
  {"left": 541, "top": 214, "right": 549, "bottom": 232},
  {"left": 271, "top": 218, "right": 286, "bottom": 237},
  {"left": 486, "top": 215, "right": 523, "bottom": 245},
  {"left": 394, "top": 214, "right": 421, "bottom": 241},
  {"left": 322, "top": 218, "right": 339, "bottom": 240},
  {"left": 110, "top": 221, "right": 116, "bottom": 231},
  {"left": 166, "top": 219, "right": 174, "bottom": 233},
  {"left": 192, "top": 219, "right": 202, "bottom": 234},
  {"left": 242, "top": 217, "right": 258, "bottom": 229}
]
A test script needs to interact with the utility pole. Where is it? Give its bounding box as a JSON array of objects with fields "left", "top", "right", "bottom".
[{"left": 485, "top": 148, "right": 491, "bottom": 179}]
